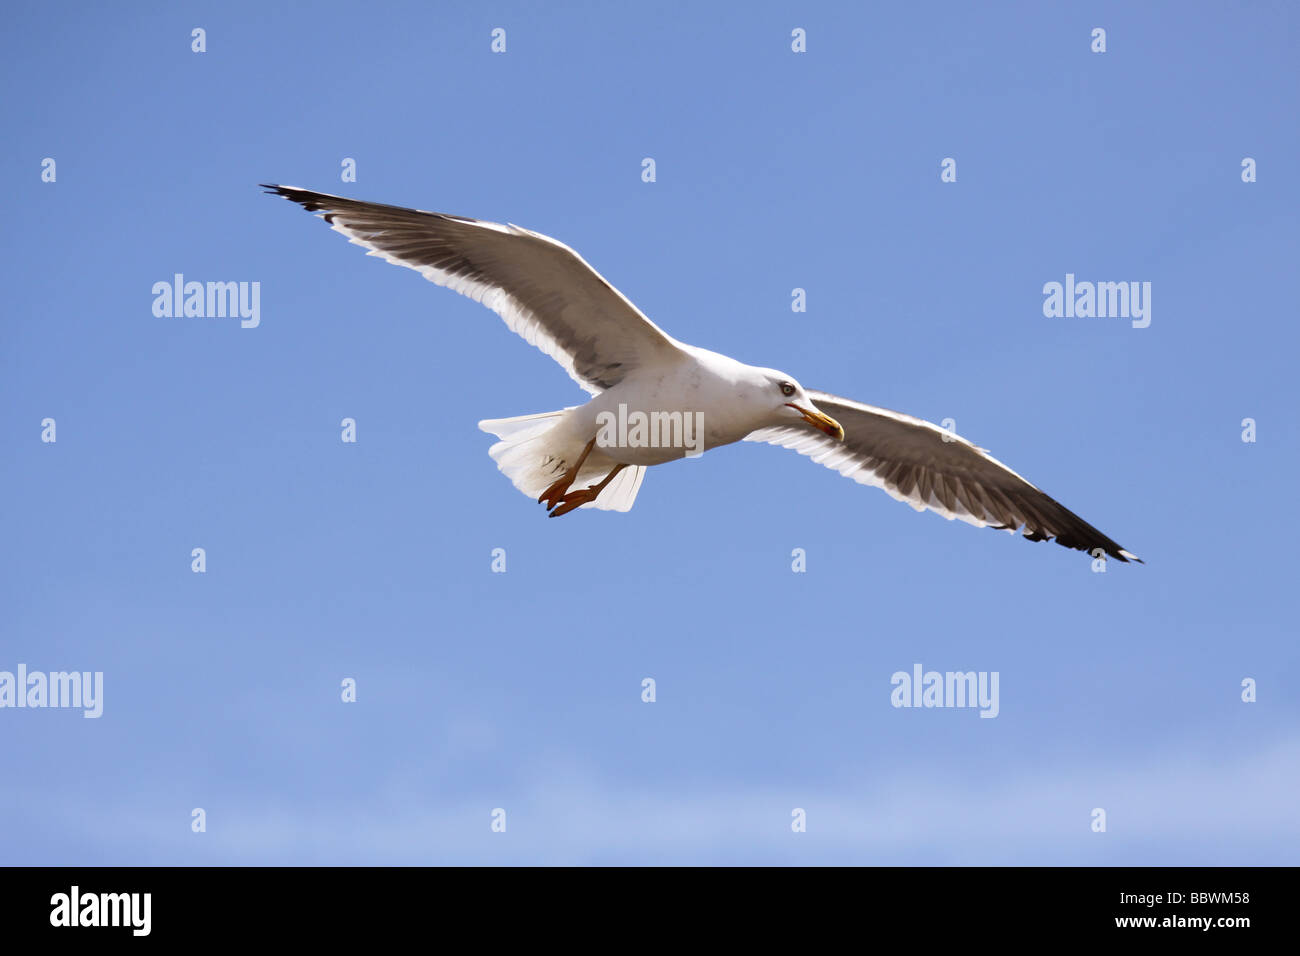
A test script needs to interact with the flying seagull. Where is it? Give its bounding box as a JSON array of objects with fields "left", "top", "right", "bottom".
[{"left": 263, "top": 185, "right": 1141, "bottom": 562}]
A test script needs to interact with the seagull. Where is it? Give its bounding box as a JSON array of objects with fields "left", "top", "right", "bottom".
[{"left": 263, "top": 185, "right": 1141, "bottom": 563}]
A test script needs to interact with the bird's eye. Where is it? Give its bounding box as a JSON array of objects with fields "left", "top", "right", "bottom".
[{"left": 779, "top": 382, "right": 796, "bottom": 397}]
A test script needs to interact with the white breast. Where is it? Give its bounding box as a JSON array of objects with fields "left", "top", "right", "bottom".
[{"left": 574, "top": 346, "right": 771, "bottom": 466}]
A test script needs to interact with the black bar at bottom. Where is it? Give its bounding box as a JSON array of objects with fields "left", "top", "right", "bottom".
[{"left": 0, "top": 865, "right": 1279, "bottom": 941}]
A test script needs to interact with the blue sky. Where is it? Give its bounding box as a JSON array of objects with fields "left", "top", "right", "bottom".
[{"left": 2, "top": 1, "right": 1297, "bottom": 865}]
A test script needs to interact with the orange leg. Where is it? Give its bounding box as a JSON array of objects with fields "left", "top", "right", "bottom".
[
  {"left": 537, "top": 436, "right": 598, "bottom": 511},
  {"left": 548, "top": 463, "right": 629, "bottom": 518}
]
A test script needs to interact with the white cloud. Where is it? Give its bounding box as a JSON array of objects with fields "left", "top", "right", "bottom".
[{"left": 12, "top": 734, "right": 1299, "bottom": 865}]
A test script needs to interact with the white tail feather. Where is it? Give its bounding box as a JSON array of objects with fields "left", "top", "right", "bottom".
[{"left": 478, "top": 410, "right": 646, "bottom": 512}]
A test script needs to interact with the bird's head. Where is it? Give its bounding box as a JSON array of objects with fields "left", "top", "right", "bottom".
[{"left": 759, "top": 370, "right": 845, "bottom": 440}]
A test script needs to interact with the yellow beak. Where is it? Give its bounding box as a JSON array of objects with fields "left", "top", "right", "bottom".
[{"left": 787, "top": 403, "right": 845, "bottom": 441}]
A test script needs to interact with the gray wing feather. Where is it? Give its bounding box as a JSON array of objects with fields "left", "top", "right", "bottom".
[
  {"left": 264, "top": 185, "right": 683, "bottom": 394},
  {"left": 746, "top": 390, "right": 1141, "bottom": 562}
]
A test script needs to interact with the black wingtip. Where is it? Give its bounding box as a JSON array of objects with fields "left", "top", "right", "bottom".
[
  {"left": 259, "top": 183, "right": 337, "bottom": 214},
  {"left": 260, "top": 183, "right": 304, "bottom": 202}
]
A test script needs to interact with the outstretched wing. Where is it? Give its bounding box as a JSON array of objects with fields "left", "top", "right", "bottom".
[
  {"left": 263, "top": 185, "right": 684, "bottom": 394},
  {"left": 746, "top": 390, "right": 1141, "bottom": 562}
]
